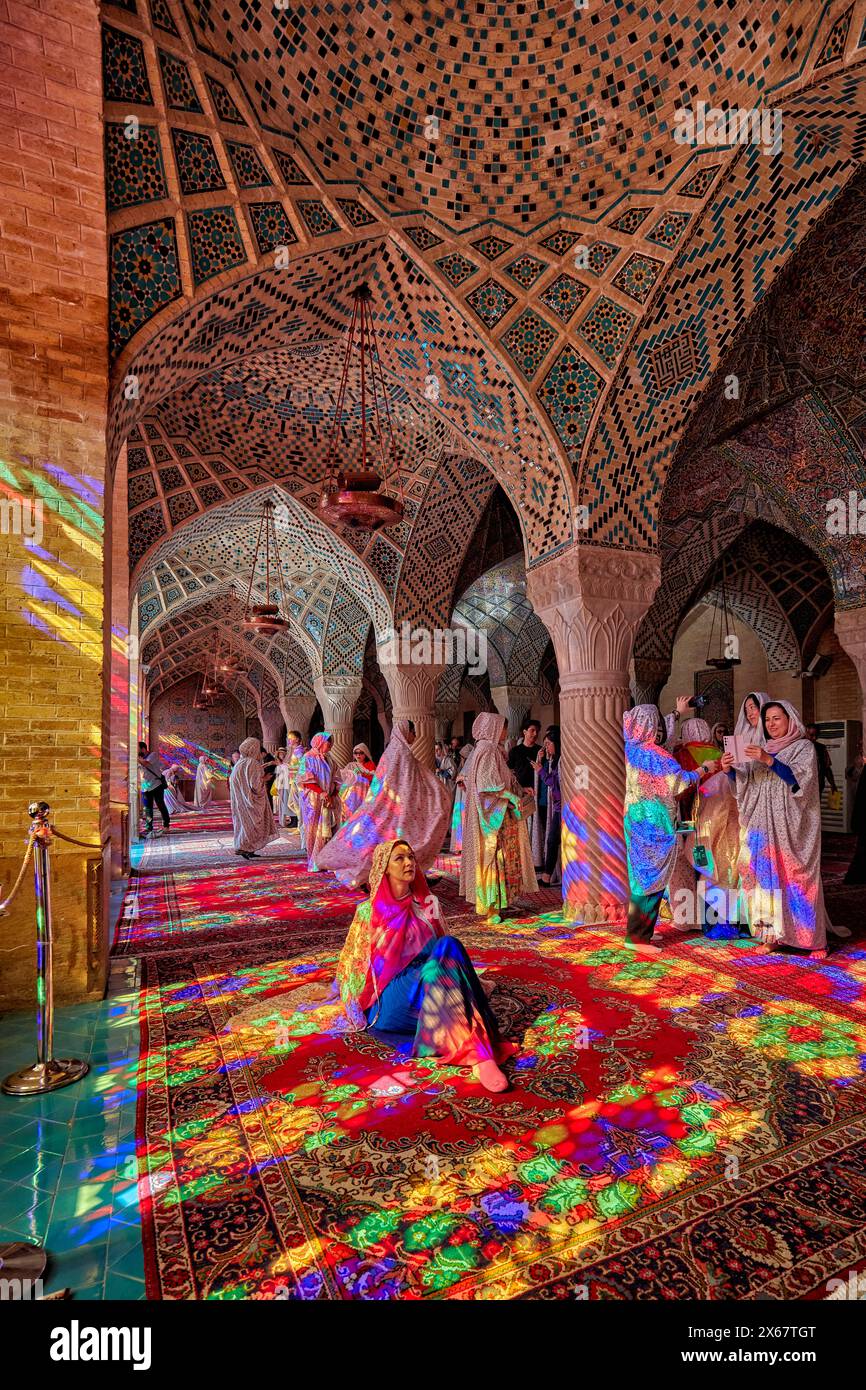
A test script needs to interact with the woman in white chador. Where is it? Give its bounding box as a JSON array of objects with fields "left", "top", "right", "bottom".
[
  {"left": 722, "top": 700, "right": 832, "bottom": 957},
  {"left": 164, "top": 763, "right": 194, "bottom": 816},
  {"left": 194, "top": 755, "right": 215, "bottom": 809},
  {"left": 316, "top": 721, "right": 450, "bottom": 888},
  {"left": 229, "top": 737, "right": 278, "bottom": 860}
]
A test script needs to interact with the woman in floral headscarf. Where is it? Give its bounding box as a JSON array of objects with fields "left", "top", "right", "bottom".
[
  {"left": 459, "top": 712, "right": 537, "bottom": 921},
  {"left": 232, "top": 839, "right": 516, "bottom": 1094},
  {"left": 722, "top": 700, "right": 832, "bottom": 956},
  {"left": 335, "top": 839, "right": 515, "bottom": 1091},
  {"left": 298, "top": 733, "right": 338, "bottom": 871}
]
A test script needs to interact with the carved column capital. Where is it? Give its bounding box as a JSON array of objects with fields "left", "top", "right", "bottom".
[
  {"left": 379, "top": 662, "right": 444, "bottom": 769},
  {"left": 258, "top": 704, "right": 284, "bottom": 754},
  {"left": 491, "top": 683, "right": 537, "bottom": 738},
  {"left": 313, "top": 679, "right": 362, "bottom": 766},
  {"left": 279, "top": 694, "right": 316, "bottom": 741},
  {"left": 527, "top": 544, "right": 661, "bottom": 682}
]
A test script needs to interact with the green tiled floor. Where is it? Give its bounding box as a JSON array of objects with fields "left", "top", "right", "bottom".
[{"left": 0, "top": 991, "right": 144, "bottom": 1299}]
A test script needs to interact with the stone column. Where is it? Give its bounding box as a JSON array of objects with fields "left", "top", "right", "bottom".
[
  {"left": 527, "top": 545, "right": 661, "bottom": 927},
  {"left": 835, "top": 608, "right": 866, "bottom": 733},
  {"left": 380, "top": 663, "right": 444, "bottom": 770},
  {"left": 314, "top": 679, "right": 362, "bottom": 767},
  {"left": 279, "top": 694, "right": 316, "bottom": 742},
  {"left": 434, "top": 702, "right": 458, "bottom": 742},
  {"left": 259, "top": 704, "right": 284, "bottom": 754},
  {"left": 491, "top": 683, "right": 537, "bottom": 740},
  {"left": 631, "top": 656, "right": 671, "bottom": 708}
]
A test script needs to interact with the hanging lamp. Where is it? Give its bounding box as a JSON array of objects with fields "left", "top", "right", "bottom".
[
  {"left": 705, "top": 554, "right": 742, "bottom": 670},
  {"left": 242, "top": 496, "right": 290, "bottom": 634},
  {"left": 318, "top": 283, "right": 404, "bottom": 530}
]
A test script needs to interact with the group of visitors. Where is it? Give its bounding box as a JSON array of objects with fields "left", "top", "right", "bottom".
[
  {"left": 622, "top": 692, "right": 849, "bottom": 960},
  {"left": 158, "top": 690, "right": 863, "bottom": 1101},
  {"left": 138, "top": 742, "right": 221, "bottom": 835}
]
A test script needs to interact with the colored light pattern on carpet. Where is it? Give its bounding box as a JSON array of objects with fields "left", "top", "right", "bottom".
[{"left": 132, "top": 899, "right": 866, "bottom": 1300}]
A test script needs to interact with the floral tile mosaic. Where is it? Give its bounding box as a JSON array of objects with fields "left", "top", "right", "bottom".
[
  {"left": 187, "top": 205, "right": 248, "bottom": 285},
  {"left": 538, "top": 272, "right": 588, "bottom": 324},
  {"left": 105, "top": 123, "right": 168, "bottom": 210},
  {"left": 501, "top": 307, "right": 558, "bottom": 379},
  {"left": 466, "top": 277, "right": 517, "bottom": 329}
]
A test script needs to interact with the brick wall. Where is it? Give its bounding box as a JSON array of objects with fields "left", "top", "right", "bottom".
[{"left": 0, "top": 0, "right": 108, "bottom": 1008}]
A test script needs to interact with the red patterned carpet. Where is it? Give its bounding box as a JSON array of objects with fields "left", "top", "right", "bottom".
[{"left": 116, "top": 826, "right": 866, "bottom": 1300}]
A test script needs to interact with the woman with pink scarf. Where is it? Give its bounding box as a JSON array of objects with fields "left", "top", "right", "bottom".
[
  {"left": 721, "top": 700, "right": 832, "bottom": 957},
  {"left": 298, "top": 733, "right": 338, "bottom": 871}
]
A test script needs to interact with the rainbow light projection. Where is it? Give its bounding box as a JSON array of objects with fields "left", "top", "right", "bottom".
[
  {"left": 119, "top": 842, "right": 866, "bottom": 1299},
  {"left": 1, "top": 457, "right": 105, "bottom": 811},
  {"left": 158, "top": 734, "right": 231, "bottom": 779}
]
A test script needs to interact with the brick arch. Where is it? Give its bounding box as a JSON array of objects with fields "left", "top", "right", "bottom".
[
  {"left": 580, "top": 65, "right": 866, "bottom": 549},
  {"left": 114, "top": 234, "right": 574, "bottom": 569}
]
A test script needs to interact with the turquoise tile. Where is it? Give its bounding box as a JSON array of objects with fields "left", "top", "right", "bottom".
[
  {"left": 44, "top": 1211, "right": 112, "bottom": 1254},
  {"left": 0, "top": 1192, "right": 54, "bottom": 1243},
  {"left": 108, "top": 1244, "right": 145, "bottom": 1282},
  {"left": 50, "top": 1180, "right": 116, "bottom": 1224},
  {"left": 65, "top": 1111, "right": 121, "bottom": 1144},
  {"left": 0, "top": 1148, "right": 65, "bottom": 1189},
  {"left": 42, "top": 1241, "right": 109, "bottom": 1298},
  {"left": 104, "top": 1270, "right": 146, "bottom": 1300}
]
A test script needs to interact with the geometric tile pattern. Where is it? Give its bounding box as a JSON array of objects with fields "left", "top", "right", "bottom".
[
  {"left": 537, "top": 348, "right": 603, "bottom": 463},
  {"left": 337, "top": 198, "right": 376, "bottom": 228},
  {"left": 171, "top": 129, "right": 225, "bottom": 194},
  {"left": 816, "top": 5, "right": 853, "bottom": 67},
  {"left": 157, "top": 49, "right": 202, "bottom": 112},
  {"left": 610, "top": 207, "right": 650, "bottom": 235},
  {"left": 247, "top": 202, "right": 297, "bottom": 256},
  {"left": 105, "top": 123, "right": 168, "bottom": 210},
  {"left": 501, "top": 308, "right": 558, "bottom": 379},
  {"left": 470, "top": 234, "right": 512, "bottom": 260},
  {"left": 295, "top": 200, "right": 338, "bottom": 236},
  {"left": 466, "top": 278, "right": 517, "bottom": 329},
  {"left": 581, "top": 70, "right": 866, "bottom": 548},
  {"left": 538, "top": 273, "right": 588, "bottom": 324},
  {"left": 206, "top": 74, "right": 245, "bottom": 123},
  {"left": 109, "top": 218, "right": 182, "bottom": 359},
  {"left": 504, "top": 254, "right": 546, "bottom": 289},
  {"left": 187, "top": 206, "right": 247, "bottom": 285},
  {"left": 434, "top": 252, "right": 477, "bottom": 287},
  {"left": 225, "top": 140, "right": 272, "bottom": 188},
  {"left": 612, "top": 253, "right": 664, "bottom": 304},
  {"left": 646, "top": 211, "right": 691, "bottom": 250},
  {"left": 103, "top": 24, "right": 153, "bottom": 105},
  {"left": 577, "top": 296, "right": 635, "bottom": 367},
  {"left": 150, "top": 0, "right": 179, "bottom": 36}
]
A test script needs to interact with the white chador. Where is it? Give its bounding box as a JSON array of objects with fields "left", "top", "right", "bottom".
[
  {"left": 229, "top": 738, "right": 279, "bottom": 854},
  {"left": 194, "top": 756, "right": 215, "bottom": 808}
]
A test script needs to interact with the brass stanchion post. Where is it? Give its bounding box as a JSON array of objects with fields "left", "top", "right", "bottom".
[{"left": 1, "top": 802, "right": 89, "bottom": 1096}]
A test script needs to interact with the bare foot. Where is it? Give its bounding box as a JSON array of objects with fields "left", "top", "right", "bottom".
[
  {"left": 808, "top": 949, "right": 827, "bottom": 961},
  {"left": 754, "top": 943, "right": 777, "bottom": 954},
  {"left": 626, "top": 939, "right": 662, "bottom": 956},
  {"left": 475, "top": 1058, "right": 509, "bottom": 1092}
]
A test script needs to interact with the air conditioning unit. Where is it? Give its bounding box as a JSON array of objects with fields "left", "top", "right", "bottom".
[{"left": 802, "top": 654, "right": 833, "bottom": 679}]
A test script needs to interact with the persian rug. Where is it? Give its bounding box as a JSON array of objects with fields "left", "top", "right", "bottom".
[{"left": 135, "top": 912, "right": 866, "bottom": 1300}]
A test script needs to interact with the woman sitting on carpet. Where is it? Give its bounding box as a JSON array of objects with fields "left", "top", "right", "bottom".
[{"left": 336, "top": 839, "right": 515, "bottom": 1092}]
